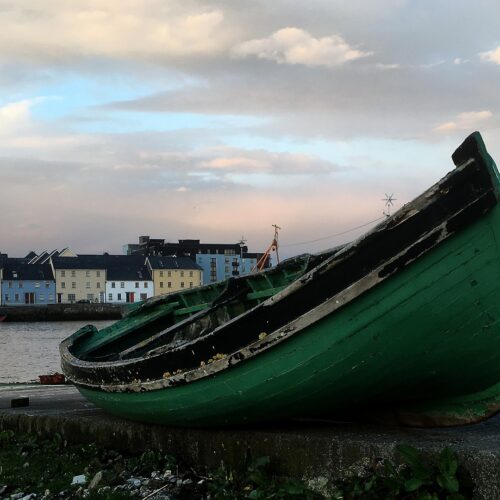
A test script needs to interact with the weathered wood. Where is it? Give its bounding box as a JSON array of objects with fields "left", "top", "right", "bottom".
[{"left": 61, "top": 132, "right": 500, "bottom": 427}]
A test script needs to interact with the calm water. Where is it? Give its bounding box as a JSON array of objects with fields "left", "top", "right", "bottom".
[{"left": 0, "top": 320, "right": 115, "bottom": 383}]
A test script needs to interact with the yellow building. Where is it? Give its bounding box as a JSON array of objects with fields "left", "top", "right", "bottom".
[
  {"left": 146, "top": 256, "right": 203, "bottom": 296},
  {"left": 50, "top": 255, "right": 107, "bottom": 303}
]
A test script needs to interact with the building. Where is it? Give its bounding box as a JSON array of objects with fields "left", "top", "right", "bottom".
[
  {"left": 195, "top": 253, "right": 259, "bottom": 283},
  {"left": 50, "top": 255, "right": 106, "bottom": 303},
  {"left": 1, "top": 261, "right": 55, "bottom": 305},
  {"left": 125, "top": 236, "right": 266, "bottom": 284},
  {"left": 104, "top": 255, "right": 153, "bottom": 303},
  {"left": 146, "top": 256, "right": 202, "bottom": 296}
]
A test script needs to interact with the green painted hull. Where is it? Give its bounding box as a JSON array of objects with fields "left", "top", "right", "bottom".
[
  {"left": 78, "top": 206, "right": 500, "bottom": 425},
  {"left": 63, "top": 132, "right": 500, "bottom": 427}
]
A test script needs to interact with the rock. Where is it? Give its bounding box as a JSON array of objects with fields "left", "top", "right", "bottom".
[
  {"left": 88, "top": 471, "right": 103, "bottom": 490},
  {"left": 0, "top": 485, "right": 7, "bottom": 495},
  {"left": 127, "top": 478, "right": 142, "bottom": 488},
  {"left": 22, "top": 462, "right": 29, "bottom": 468},
  {"left": 10, "top": 494, "right": 24, "bottom": 500},
  {"left": 182, "top": 478, "right": 193, "bottom": 485},
  {"left": 21, "top": 494, "right": 35, "bottom": 500},
  {"left": 71, "top": 474, "right": 87, "bottom": 485}
]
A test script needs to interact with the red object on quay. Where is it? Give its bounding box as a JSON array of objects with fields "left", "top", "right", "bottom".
[{"left": 39, "top": 373, "right": 66, "bottom": 385}]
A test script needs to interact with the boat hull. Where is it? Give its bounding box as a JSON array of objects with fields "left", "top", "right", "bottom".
[{"left": 77, "top": 203, "right": 500, "bottom": 426}]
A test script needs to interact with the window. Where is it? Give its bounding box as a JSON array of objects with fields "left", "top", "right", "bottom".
[
  {"left": 45, "top": 282, "right": 50, "bottom": 288},
  {"left": 71, "top": 282, "right": 76, "bottom": 289},
  {"left": 159, "top": 271, "right": 164, "bottom": 277},
  {"left": 61, "top": 270, "right": 66, "bottom": 277},
  {"left": 4, "top": 294, "right": 9, "bottom": 302},
  {"left": 189, "top": 271, "right": 193, "bottom": 277},
  {"left": 96, "top": 271, "right": 101, "bottom": 277},
  {"left": 167, "top": 270, "right": 172, "bottom": 277},
  {"left": 49, "top": 294, "right": 54, "bottom": 301},
  {"left": 111, "top": 282, "right": 116, "bottom": 288},
  {"left": 108, "top": 293, "right": 113, "bottom": 301},
  {"left": 19, "top": 281, "right": 23, "bottom": 289},
  {"left": 61, "top": 282, "right": 66, "bottom": 289},
  {"left": 135, "top": 282, "right": 139, "bottom": 288},
  {"left": 87, "top": 294, "right": 94, "bottom": 301},
  {"left": 180, "top": 282, "right": 185, "bottom": 288},
  {"left": 225, "top": 257, "right": 229, "bottom": 263},
  {"left": 86, "top": 271, "right": 90, "bottom": 277},
  {"left": 39, "top": 293, "right": 45, "bottom": 301},
  {"left": 160, "top": 282, "right": 164, "bottom": 288},
  {"left": 14, "top": 293, "right": 19, "bottom": 301},
  {"left": 117, "top": 293, "right": 122, "bottom": 300},
  {"left": 96, "top": 282, "right": 101, "bottom": 289},
  {"left": 140, "top": 293, "right": 147, "bottom": 301},
  {"left": 8, "top": 281, "right": 12, "bottom": 288},
  {"left": 180, "top": 271, "right": 184, "bottom": 277},
  {"left": 189, "top": 282, "right": 193, "bottom": 288},
  {"left": 224, "top": 266, "right": 229, "bottom": 273},
  {"left": 120, "top": 282, "right": 125, "bottom": 288},
  {"left": 71, "top": 270, "right": 76, "bottom": 277},
  {"left": 68, "top": 293, "right": 76, "bottom": 302},
  {"left": 86, "top": 282, "right": 91, "bottom": 289},
  {"left": 167, "top": 282, "right": 171, "bottom": 288},
  {"left": 35, "top": 282, "right": 40, "bottom": 288},
  {"left": 144, "top": 282, "right": 148, "bottom": 288}
]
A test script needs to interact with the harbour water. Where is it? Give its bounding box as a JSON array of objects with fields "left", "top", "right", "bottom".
[{"left": 0, "top": 320, "right": 114, "bottom": 383}]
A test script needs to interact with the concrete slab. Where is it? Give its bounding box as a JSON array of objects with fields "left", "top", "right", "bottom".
[{"left": 1, "top": 385, "right": 500, "bottom": 498}]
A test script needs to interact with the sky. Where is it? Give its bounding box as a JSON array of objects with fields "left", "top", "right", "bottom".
[{"left": 1, "top": 0, "right": 499, "bottom": 259}]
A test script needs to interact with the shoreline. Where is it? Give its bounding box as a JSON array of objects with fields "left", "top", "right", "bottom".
[{"left": 0, "top": 304, "right": 126, "bottom": 322}]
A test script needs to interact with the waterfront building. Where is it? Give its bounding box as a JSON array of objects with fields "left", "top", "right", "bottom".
[
  {"left": 146, "top": 256, "right": 202, "bottom": 296},
  {"left": 195, "top": 253, "right": 259, "bottom": 283},
  {"left": 125, "top": 236, "right": 266, "bottom": 284},
  {"left": 51, "top": 255, "right": 107, "bottom": 303},
  {"left": 1, "top": 261, "right": 55, "bottom": 305},
  {"left": 104, "top": 255, "right": 153, "bottom": 303}
]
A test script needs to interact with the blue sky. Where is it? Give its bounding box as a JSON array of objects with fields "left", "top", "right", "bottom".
[{"left": 1, "top": 0, "right": 499, "bottom": 257}]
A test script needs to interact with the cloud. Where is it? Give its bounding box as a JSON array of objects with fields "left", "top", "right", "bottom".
[
  {"left": 197, "top": 149, "right": 337, "bottom": 175},
  {"left": 433, "top": 110, "right": 493, "bottom": 133},
  {"left": 232, "top": 27, "right": 372, "bottom": 68},
  {"left": 0, "top": 2, "right": 231, "bottom": 63},
  {"left": 480, "top": 46, "right": 500, "bottom": 64}
]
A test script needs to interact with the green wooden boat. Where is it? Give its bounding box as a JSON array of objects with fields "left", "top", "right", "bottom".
[{"left": 61, "top": 132, "right": 500, "bottom": 427}]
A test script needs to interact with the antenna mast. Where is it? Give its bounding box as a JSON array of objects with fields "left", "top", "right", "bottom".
[{"left": 382, "top": 193, "right": 397, "bottom": 217}]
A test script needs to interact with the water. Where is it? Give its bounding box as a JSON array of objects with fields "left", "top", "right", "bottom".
[{"left": 0, "top": 321, "right": 115, "bottom": 383}]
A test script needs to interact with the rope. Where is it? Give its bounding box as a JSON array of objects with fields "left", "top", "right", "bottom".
[{"left": 280, "top": 216, "right": 386, "bottom": 248}]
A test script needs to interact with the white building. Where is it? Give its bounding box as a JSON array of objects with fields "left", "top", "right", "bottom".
[{"left": 104, "top": 255, "right": 153, "bottom": 304}]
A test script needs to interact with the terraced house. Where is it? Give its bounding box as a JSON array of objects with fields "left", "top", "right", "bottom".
[
  {"left": 1, "top": 262, "right": 55, "bottom": 305},
  {"left": 104, "top": 255, "right": 153, "bottom": 303},
  {"left": 51, "top": 255, "right": 106, "bottom": 303},
  {"left": 146, "top": 256, "right": 202, "bottom": 296}
]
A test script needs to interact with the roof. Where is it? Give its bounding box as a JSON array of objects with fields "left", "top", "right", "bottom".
[
  {"left": 51, "top": 255, "right": 107, "bottom": 270},
  {"left": 3, "top": 262, "right": 54, "bottom": 281},
  {"left": 147, "top": 256, "right": 202, "bottom": 271},
  {"left": 104, "top": 255, "right": 151, "bottom": 281}
]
